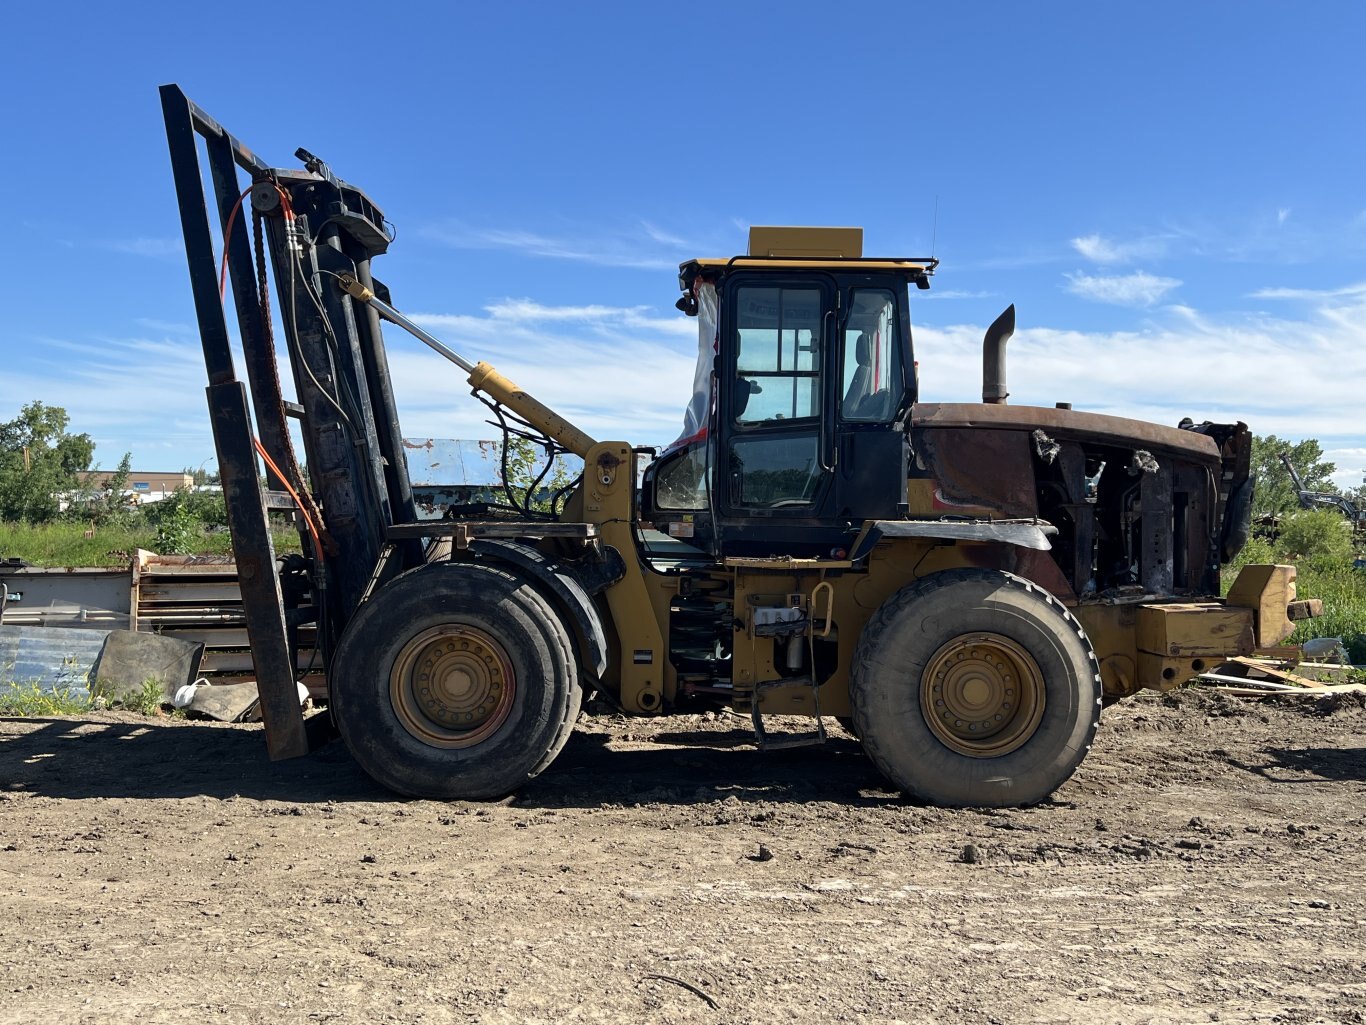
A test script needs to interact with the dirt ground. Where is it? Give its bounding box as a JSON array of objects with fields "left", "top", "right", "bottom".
[{"left": 1, "top": 689, "right": 1364, "bottom": 1025}]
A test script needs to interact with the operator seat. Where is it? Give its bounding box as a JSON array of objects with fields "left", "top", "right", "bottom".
[{"left": 843, "top": 332, "right": 873, "bottom": 412}]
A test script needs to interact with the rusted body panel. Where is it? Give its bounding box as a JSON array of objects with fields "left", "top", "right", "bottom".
[
  {"left": 901, "top": 400, "right": 1261, "bottom": 696},
  {"left": 909, "top": 401, "right": 1246, "bottom": 604},
  {"left": 907, "top": 428, "right": 1037, "bottom": 518},
  {"left": 913, "top": 403, "right": 1222, "bottom": 461}
]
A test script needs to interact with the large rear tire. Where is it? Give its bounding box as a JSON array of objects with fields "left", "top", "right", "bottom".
[
  {"left": 331, "top": 560, "right": 581, "bottom": 800},
  {"left": 851, "top": 568, "right": 1101, "bottom": 807}
]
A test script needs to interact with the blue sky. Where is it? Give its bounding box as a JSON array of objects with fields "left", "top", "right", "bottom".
[{"left": 2, "top": 3, "right": 1364, "bottom": 489}]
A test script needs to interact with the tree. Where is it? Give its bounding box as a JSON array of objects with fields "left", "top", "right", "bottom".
[
  {"left": 1342, "top": 480, "right": 1366, "bottom": 513},
  {"left": 1275, "top": 508, "right": 1354, "bottom": 569},
  {"left": 92, "top": 453, "right": 133, "bottom": 524},
  {"left": 0, "top": 402, "right": 95, "bottom": 523},
  {"left": 1250, "top": 434, "right": 1337, "bottom": 521},
  {"left": 501, "top": 438, "right": 579, "bottom": 514},
  {"left": 185, "top": 464, "right": 221, "bottom": 487}
]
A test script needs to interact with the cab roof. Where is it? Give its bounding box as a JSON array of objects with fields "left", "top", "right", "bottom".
[{"left": 678, "top": 226, "right": 937, "bottom": 292}]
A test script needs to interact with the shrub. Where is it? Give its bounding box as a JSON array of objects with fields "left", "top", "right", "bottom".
[
  {"left": 1287, "top": 563, "right": 1366, "bottom": 664},
  {"left": 1228, "top": 534, "right": 1276, "bottom": 573},
  {"left": 153, "top": 502, "right": 200, "bottom": 555},
  {"left": 145, "top": 486, "right": 228, "bottom": 530},
  {"left": 116, "top": 678, "right": 166, "bottom": 716},
  {"left": 1276, "top": 509, "right": 1354, "bottom": 571}
]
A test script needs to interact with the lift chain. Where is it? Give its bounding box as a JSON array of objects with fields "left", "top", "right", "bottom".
[{"left": 250, "top": 202, "right": 335, "bottom": 555}]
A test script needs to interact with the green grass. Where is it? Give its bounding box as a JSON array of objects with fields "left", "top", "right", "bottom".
[
  {"left": 2, "top": 676, "right": 174, "bottom": 718},
  {"left": 1225, "top": 533, "right": 1366, "bottom": 664},
  {"left": 0, "top": 520, "right": 299, "bottom": 567},
  {"left": 111, "top": 678, "right": 166, "bottom": 716},
  {"left": 0, "top": 680, "right": 91, "bottom": 716},
  {"left": 1286, "top": 564, "right": 1366, "bottom": 663},
  {"left": 0, "top": 521, "right": 165, "bottom": 566}
]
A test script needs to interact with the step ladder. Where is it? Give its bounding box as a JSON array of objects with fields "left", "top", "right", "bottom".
[{"left": 750, "top": 675, "right": 829, "bottom": 750}]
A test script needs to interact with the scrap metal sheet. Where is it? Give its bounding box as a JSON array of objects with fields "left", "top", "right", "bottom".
[
  {"left": 401, "top": 438, "right": 505, "bottom": 486},
  {"left": 0, "top": 625, "right": 111, "bottom": 699}
]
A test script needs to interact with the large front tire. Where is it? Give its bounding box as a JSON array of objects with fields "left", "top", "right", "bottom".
[
  {"left": 330, "top": 561, "right": 581, "bottom": 800},
  {"left": 851, "top": 568, "right": 1101, "bottom": 807}
]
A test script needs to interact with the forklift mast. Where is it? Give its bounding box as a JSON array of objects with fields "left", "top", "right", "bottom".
[{"left": 160, "top": 85, "right": 424, "bottom": 756}]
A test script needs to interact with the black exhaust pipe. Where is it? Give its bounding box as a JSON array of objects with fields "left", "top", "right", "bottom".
[{"left": 982, "top": 304, "right": 1016, "bottom": 404}]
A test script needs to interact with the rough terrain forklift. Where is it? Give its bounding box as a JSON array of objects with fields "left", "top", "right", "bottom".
[{"left": 161, "top": 86, "right": 1319, "bottom": 807}]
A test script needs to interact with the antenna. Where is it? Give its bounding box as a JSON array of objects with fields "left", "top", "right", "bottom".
[{"left": 930, "top": 195, "right": 940, "bottom": 260}]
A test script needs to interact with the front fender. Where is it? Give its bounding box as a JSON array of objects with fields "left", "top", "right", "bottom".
[{"left": 465, "top": 539, "right": 621, "bottom": 679}]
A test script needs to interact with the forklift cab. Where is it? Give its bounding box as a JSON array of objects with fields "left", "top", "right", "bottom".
[{"left": 642, "top": 227, "right": 937, "bottom": 559}]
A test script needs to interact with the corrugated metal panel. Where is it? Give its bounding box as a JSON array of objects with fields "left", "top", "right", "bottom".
[
  {"left": 0, "top": 625, "right": 108, "bottom": 698},
  {"left": 2, "top": 555, "right": 321, "bottom": 692}
]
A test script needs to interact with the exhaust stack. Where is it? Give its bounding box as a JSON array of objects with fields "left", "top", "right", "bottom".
[{"left": 982, "top": 304, "right": 1016, "bottom": 404}]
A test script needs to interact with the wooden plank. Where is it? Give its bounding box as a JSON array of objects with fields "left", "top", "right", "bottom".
[
  {"left": 1199, "top": 673, "right": 1296, "bottom": 690},
  {"left": 136, "top": 565, "right": 239, "bottom": 576},
  {"left": 1246, "top": 656, "right": 1353, "bottom": 671},
  {"left": 1226, "top": 656, "right": 1329, "bottom": 689},
  {"left": 1206, "top": 683, "right": 1366, "bottom": 698}
]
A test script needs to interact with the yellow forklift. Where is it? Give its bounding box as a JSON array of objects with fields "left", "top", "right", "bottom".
[{"left": 161, "top": 86, "right": 1317, "bottom": 807}]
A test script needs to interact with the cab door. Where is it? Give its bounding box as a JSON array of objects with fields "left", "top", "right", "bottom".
[
  {"left": 832, "top": 283, "right": 911, "bottom": 521},
  {"left": 714, "top": 275, "right": 839, "bottom": 554}
]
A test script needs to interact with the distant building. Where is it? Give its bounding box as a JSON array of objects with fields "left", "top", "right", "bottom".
[{"left": 77, "top": 470, "right": 193, "bottom": 500}]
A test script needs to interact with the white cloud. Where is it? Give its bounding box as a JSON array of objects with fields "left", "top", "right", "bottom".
[
  {"left": 469, "top": 299, "right": 693, "bottom": 337},
  {"left": 387, "top": 300, "right": 700, "bottom": 446},
  {"left": 1277, "top": 208, "right": 1291, "bottom": 226},
  {"left": 6, "top": 331, "right": 220, "bottom": 469},
  {"left": 1249, "top": 282, "right": 1366, "bottom": 301},
  {"left": 421, "top": 223, "right": 679, "bottom": 270},
  {"left": 17, "top": 287, "right": 1366, "bottom": 492},
  {"left": 476, "top": 300, "right": 647, "bottom": 322},
  {"left": 1064, "top": 270, "right": 1181, "bottom": 307},
  {"left": 12, "top": 297, "right": 705, "bottom": 470},
  {"left": 919, "top": 289, "right": 996, "bottom": 301},
  {"left": 1323, "top": 448, "right": 1366, "bottom": 493},
  {"left": 133, "top": 317, "right": 195, "bottom": 334},
  {"left": 639, "top": 221, "right": 688, "bottom": 247},
  {"left": 913, "top": 296, "right": 1366, "bottom": 460},
  {"left": 1070, "top": 233, "right": 1169, "bottom": 264}
]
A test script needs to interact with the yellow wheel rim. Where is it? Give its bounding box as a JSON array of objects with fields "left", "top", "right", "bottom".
[
  {"left": 389, "top": 625, "right": 515, "bottom": 748},
  {"left": 920, "top": 632, "right": 1046, "bottom": 758}
]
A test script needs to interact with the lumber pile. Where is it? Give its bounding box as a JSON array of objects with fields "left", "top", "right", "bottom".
[{"left": 1197, "top": 647, "right": 1365, "bottom": 698}]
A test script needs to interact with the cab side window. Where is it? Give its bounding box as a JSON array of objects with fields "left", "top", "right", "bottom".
[{"left": 840, "top": 290, "right": 899, "bottom": 422}]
